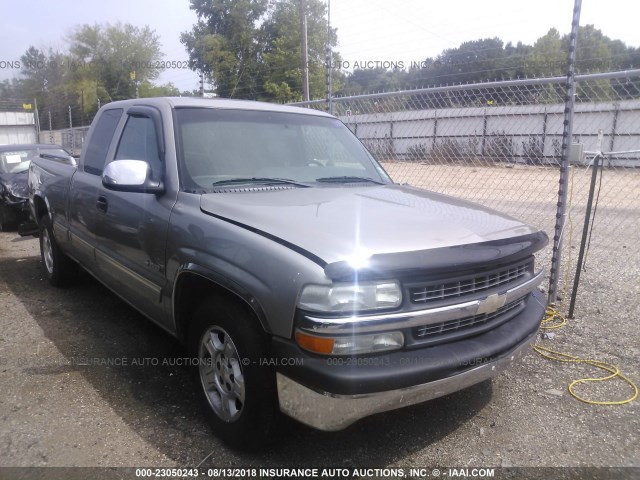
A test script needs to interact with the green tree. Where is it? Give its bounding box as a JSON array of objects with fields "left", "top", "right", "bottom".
[
  {"left": 181, "top": 0, "right": 268, "bottom": 99},
  {"left": 500, "top": 41, "right": 534, "bottom": 79},
  {"left": 571, "top": 24, "right": 623, "bottom": 73},
  {"left": 526, "top": 25, "right": 639, "bottom": 77},
  {"left": 68, "top": 23, "right": 164, "bottom": 102},
  {"left": 398, "top": 37, "right": 516, "bottom": 97},
  {"left": 0, "top": 79, "right": 17, "bottom": 99},
  {"left": 432, "top": 38, "right": 508, "bottom": 84},
  {"left": 260, "top": 0, "right": 341, "bottom": 102},
  {"left": 13, "top": 24, "right": 170, "bottom": 129},
  {"left": 526, "top": 28, "right": 564, "bottom": 77},
  {"left": 181, "top": 0, "right": 341, "bottom": 101},
  {"left": 526, "top": 25, "right": 640, "bottom": 101},
  {"left": 139, "top": 81, "right": 180, "bottom": 97},
  {"left": 339, "top": 67, "right": 406, "bottom": 96},
  {"left": 18, "top": 47, "right": 79, "bottom": 128}
]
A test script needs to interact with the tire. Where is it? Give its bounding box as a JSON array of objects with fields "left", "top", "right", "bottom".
[
  {"left": 39, "top": 215, "right": 78, "bottom": 286},
  {"left": 188, "top": 296, "right": 278, "bottom": 449}
]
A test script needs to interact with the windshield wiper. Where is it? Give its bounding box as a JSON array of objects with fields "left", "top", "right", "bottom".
[
  {"left": 212, "top": 177, "right": 310, "bottom": 188},
  {"left": 315, "top": 176, "right": 385, "bottom": 185}
]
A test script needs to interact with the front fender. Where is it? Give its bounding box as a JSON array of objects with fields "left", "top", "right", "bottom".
[{"left": 172, "top": 261, "right": 271, "bottom": 334}]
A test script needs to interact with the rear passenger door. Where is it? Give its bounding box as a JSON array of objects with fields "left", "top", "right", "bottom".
[{"left": 93, "top": 106, "right": 176, "bottom": 323}]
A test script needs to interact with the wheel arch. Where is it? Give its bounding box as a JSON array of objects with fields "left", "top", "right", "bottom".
[
  {"left": 32, "top": 194, "right": 49, "bottom": 222},
  {"left": 172, "top": 267, "right": 271, "bottom": 344}
]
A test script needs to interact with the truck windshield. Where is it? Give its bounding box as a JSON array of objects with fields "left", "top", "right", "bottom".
[{"left": 174, "top": 108, "right": 391, "bottom": 190}]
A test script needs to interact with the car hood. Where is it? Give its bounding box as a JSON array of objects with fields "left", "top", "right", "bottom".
[
  {"left": 200, "top": 184, "right": 542, "bottom": 267},
  {"left": 0, "top": 171, "right": 28, "bottom": 200}
]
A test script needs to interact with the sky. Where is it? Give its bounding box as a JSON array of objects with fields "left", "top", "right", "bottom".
[{"left": 0, "top": 0, "right": 639, "bottom": 92}]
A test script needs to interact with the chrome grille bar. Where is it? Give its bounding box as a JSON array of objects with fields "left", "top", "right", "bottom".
[
  {"left": 411, "top": 263, "right": 530, "bottom": 303},
  {"left": 414, "top": 298, "right": 525, "bottom": 338}
]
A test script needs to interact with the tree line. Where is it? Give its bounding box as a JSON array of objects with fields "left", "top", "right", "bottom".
[
  {"left": 0, "top": 23, "right": 180, "bottom": 129},
  {"left": 340, "top": 25, "right": 640, "bottom": 95}
]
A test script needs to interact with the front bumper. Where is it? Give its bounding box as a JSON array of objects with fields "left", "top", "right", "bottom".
[
  {"left": 275, "top": 289, "right": 545, "bottom": 430},
  {"left": 277, "top": 327, "right": 537, "bottom": 431}
]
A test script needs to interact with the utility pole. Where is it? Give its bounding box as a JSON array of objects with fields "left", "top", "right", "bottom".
[
  {"left": 130, "top": 71, "right": 139, "bottom": 99},
  {"left": 48, "top": 111, "right": 53, "bottom": 144},
  {"left": 69, "top": 106, "right": 75, "bottom": 154},
  {"left": 326, "top": 0, "right": 333, "bottom": 114},
  {"left": 81, "top": 89, "right": 85, "bottom": 126},
  {"left": 299, "top": 0, "right": 310, "bottom": 102},
  {"left": 33, "top": 97, "right": 41, "bottom": 140}
]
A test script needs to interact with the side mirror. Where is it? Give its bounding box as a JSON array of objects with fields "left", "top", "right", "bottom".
[{"left": 102, "top": 159, "right": 164, "bottom": 194}]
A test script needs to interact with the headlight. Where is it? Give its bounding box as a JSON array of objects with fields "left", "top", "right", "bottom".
[
  {"left": 298, "top": 280, "right": 402, "bottom": 313},
  {"left": 295, "top": 330, "right": 404, "bottom": 355}
]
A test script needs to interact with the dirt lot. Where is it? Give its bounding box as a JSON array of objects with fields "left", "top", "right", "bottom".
[{"left": 0, "top": 167, "right": 638, "bottom": 476}]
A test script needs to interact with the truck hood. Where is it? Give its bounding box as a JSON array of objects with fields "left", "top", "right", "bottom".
[{"left": 200, "top": 184, "right": 542, "bottom": 267}]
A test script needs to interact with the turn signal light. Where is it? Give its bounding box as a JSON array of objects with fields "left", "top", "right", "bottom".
[{"left": 295, "top": 331, "right": 335, "bottom": 354}]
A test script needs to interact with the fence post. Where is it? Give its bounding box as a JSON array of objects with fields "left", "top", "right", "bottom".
[
  {"left": 33, "top": 97, "right": 40, "bottom": 141},
  {"left": 432, "top": 111, "right": 438, "bottom": 151},
  {"left": 608, "top": 102, "right": 620, "bottom": 167},
  {"left": 481, "top": 108, "right": 488, "bottom": 155},
  {"left": 609, "top": 102, "right": 619, "bottom": 152},
  {"left": 541, "top": 108, "right": 548, "bottom": 164},
  {"left": 48, "top": 111, "right": 53, "bottom": 144},
  {"left": 68, "top": 106, "right": 75, "bottom": 155},
  {"left": 548, "top": 0, "right": 582, "bottom": 304}
]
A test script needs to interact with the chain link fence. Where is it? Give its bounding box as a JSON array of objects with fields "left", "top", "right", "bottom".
[
  {"left": 34, "top": 103, "right": 92, "bottom": 156},
  {"left": 0, "top": 99, "right": 92, "bottom": 154},
  {"left": 38, "top": 125, "right": 89, "bottom": 157},
  {"left": 293, "top": 70, "right": 640, "bottom": 317}
]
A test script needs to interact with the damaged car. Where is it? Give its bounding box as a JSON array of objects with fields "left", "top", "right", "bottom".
[{"left": 0, "top": 144, "right": 72, "bottom": 231}]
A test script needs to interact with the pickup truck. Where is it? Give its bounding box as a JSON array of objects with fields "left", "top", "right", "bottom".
[{"left": 28, "top": 97, "right": 548, "bottom": 448}]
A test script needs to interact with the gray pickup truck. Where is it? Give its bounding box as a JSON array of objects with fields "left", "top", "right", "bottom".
[{"left": 28, "top": 97, "right": 548, "bottom": 448}]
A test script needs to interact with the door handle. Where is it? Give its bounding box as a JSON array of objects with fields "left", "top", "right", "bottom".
[{"left": 96, "top": 196, "right": 108, "bottom": 213}]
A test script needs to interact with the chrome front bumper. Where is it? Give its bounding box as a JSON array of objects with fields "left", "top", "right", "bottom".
[{"left": 276, "top": 329, "right": 537, "bottom": 431}]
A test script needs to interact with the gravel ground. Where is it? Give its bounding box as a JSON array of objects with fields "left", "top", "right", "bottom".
[{"left": 0, "top": 188, "right": 638, "bottom": 476}]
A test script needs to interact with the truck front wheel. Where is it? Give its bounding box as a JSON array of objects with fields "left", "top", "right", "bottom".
[
  {"left": 189, "top": 296, "right": 278, "bottom": 449},
  {"left": 39, "top": 215, "right": 78, "bottom": 286}
]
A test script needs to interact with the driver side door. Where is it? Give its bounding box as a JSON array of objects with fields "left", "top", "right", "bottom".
[{"left": 94, "top": 106, "right": 176, "bottom": 325}]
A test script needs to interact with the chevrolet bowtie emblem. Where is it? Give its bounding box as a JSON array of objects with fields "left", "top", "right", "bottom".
[{"left": 476, "top": 293, "right": 507, "bottom": 315}]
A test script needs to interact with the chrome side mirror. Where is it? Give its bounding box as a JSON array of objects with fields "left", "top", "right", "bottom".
[{"left": 102, "top": 159, "right": 164, "bottom": 194}]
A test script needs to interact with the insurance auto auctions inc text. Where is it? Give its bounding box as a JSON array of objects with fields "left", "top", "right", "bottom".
[{"left": 197, "top": 467, "right": 495, "bottom": 478}]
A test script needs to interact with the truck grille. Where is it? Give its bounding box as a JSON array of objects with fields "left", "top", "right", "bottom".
[
  {"left": 410, "top": 260, "right": 532, "bottom": 304},
  {"left": 414, "top": 297, "right": 525, "bottom": 339}
]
